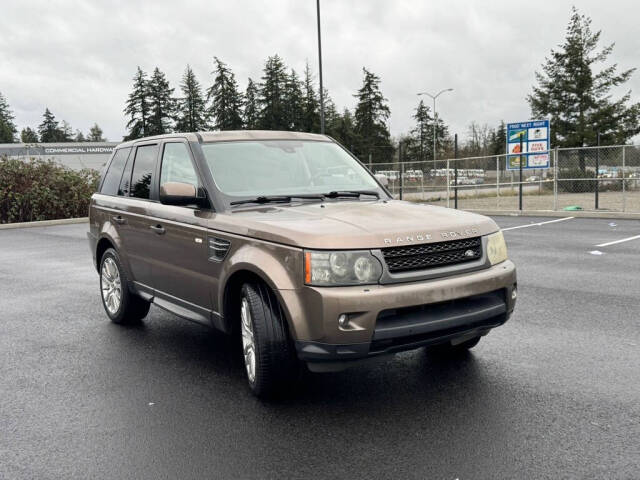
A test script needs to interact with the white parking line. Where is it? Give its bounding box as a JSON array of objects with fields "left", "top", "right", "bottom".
[
  {"left": 595, "top": 234, "right": 640, "bottom": 248},
  {"left": 501, "top": 217, "right": 575, "bottom": 232}
]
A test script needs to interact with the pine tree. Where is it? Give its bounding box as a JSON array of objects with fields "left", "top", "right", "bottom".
[
  {"left": 353, "top": 67, "right": 393, "bottom": 163},
  {"left": 20, "top": 127, "right": 39, "bottom": 143},
  {"left": 0, "top": 92, "right": 18, "bottom": 143},
  {"left": 284, "top": 69, "right": 304, "bottom": 131},
  {"left": 74, "top": 130, "right": 86, "bottom": 142},
  {"left": 38, "top": 108, "right": 64, "bottom": 142},
  {"left": 124, "top": 67, "right": 151, "bottom": 140},
  {"left": 175, "top": 65, "right": 208, "bottom": 132},
  {"left": 302, "top": 62, "right": 320, "bottom": 133},
  {"left": 87, "top": 123, "right": 106, "bottom": 142},
  {"left": 60, "top": 120, "right": 74, "bottom": 142},
  {"left": 243, "top": 78, "right": 260, "bottom": 129},
  {"left": 406, "top": 100, "right": 432, "bottom": 161},
  {"left": 147, "top": 67, "right": 175, "bottom": 136},
  {"left": 258, "top": 55, "right": 289, "bottom": 130},
  {"left": 490, "top": 121, "right": 506, "bottom": 155},
  {"left": 528, "top": 7, "right": 640, "bottom": 154},
  {"left": 207, "top": 57, "right": 244, "bottom": 130}
]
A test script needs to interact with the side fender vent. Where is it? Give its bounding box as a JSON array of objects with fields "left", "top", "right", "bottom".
[{"left": 208, "top": 237, "right": 231, "bottom": 262}]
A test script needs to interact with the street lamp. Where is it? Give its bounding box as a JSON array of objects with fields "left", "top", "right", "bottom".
[
  {"left": 417, "top": 88, "right": 453, "bottom": 162},
  {"left": 316, "top": 0, "right": 325, "bottom": 134}
]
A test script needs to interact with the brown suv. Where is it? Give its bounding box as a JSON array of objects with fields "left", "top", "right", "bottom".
[{"left": 88, "top": 131, "right": 516, "bottom": 397}]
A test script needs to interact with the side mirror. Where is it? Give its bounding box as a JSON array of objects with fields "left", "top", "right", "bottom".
[{"left": 159, "top": 182, "right": 205, "bottom": 206}]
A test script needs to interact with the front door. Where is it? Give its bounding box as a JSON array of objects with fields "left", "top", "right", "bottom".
[{"left": 146, "top": 141, "right": 215, "bottom": 324}]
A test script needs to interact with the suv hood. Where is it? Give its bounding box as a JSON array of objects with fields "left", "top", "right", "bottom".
[{"left": 211, "top": 200, "right": 499, "bottom": 249}]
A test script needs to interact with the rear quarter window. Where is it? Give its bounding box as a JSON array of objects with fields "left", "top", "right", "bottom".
[{"left": 100, "top": 148, "right": 131, "bottom": 195}]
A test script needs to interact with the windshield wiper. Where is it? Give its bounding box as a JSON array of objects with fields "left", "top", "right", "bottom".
[
  {"left": 322, "top": 190, "right": 380, "bottom": 199},
  {"left": 230, "top": 194, "right": 325, "bottom": 206}
]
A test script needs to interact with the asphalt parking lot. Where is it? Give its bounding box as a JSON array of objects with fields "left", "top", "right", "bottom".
[{"left": 1, "top": 215, "right": 639, "bottom": 479}]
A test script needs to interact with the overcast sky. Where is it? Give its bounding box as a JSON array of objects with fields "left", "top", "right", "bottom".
[{"left": 1, "top": 0, "right": 638, "bottom": 143}]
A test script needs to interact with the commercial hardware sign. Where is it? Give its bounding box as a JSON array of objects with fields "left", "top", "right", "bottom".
[
  {"left": 506, "top": 120, "right": 550, "bottom": 170},
  {"left": 0, "top": 143, "right": 116, "bottom": 156}
]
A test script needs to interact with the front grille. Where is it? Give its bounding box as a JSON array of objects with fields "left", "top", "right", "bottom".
[{"left": 381, "top": 237, "right": 482, "bottom": 273}]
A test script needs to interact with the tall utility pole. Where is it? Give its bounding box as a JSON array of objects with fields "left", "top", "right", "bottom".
[
  {"left": 417, "top": 88, "right": 453, "bottom": 164},
  {"left": 316, "top": 0, "right": 325, "bottom": 134}
]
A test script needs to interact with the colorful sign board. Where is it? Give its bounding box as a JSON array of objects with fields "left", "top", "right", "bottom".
[{"left": 506, "top": 120, "right": 550, "bottom": 170}]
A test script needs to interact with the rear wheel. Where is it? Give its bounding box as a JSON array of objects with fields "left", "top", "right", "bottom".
[
  {"left": 429, "top": 336, "right": 481, "bottom": 356},
  {"left": 240, "top": 281, "right": 298, "bottom": 398},
  {"left": 100, "top": 248, "right": 150, "bottom": 325}
]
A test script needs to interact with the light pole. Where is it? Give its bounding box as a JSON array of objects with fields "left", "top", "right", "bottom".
[
  {"left": 316, "top": 0, "right": 325, "bottom": 134},
  {"left": 417, "top": 88, "right": 453, "bottom": 163}
]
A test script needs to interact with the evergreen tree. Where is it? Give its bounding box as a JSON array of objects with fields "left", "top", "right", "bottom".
[
  {"left": 38, "top": 108, "right": 64, "bottom": 142},
  {"left": 258, "top": 55, "right": 289, "bottom": 130},
  {"left": 284, "top": 69, "right": 304, "bottom": 131},
  {"left": 175, "top": 65, "right": 208, "bottom": 132},
  {"left": 87, "top": 123, "right": 106, "bottom": 142},
  {"left": 0, "top": 92, "right": 18, "bottom": 143},
  {"left": 353, "top": 67, "right": 393, "bottom": 163},
  {"left": 528, "top": 7, "right": 640, "bottom": 154},
  {"left": 406, "top": 100, "right": 432, "bottom": 161},
  {"left": 490, "top": 121, "right": 506, "bottom": 155},
  {"left": 243, "top": 78, "right": 260, "bottom": 129},
  {"left": 20, "top": 127, "right": 39, "bottom": 143},
  {"left": 302, "top": 62, "right": 320, "bottom": 133},
  {"left": 74, "top": 130, "right": 86, "bottom": 142},
  {"left": 60, "top": 120, "right": 74, "bottom": 142},
  {"left": 124, "top": 67, "right": 151, "bottom": 140},
  {"left": 147, "top": 67, "right": 175, "bottom": 136},
  {"left": 207, "top": 57, "right": 244, "bottom": 130}
]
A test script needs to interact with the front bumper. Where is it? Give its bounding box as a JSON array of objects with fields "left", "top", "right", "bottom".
[{"left": 280, "top": 260, "right": 516, "bottom": 369}]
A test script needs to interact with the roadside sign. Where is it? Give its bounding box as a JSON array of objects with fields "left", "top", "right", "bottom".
[{"left": 506, "top": 120, "right": 550, "bottom": 170}]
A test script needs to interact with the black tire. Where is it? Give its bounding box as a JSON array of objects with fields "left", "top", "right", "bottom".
[
  {"left": 240, "top": 281, "right": 298, "bottom": 398},
  {"left": 429, "top": 336, "right": 481, "bottom": 356},
  {"left": 99, "top": 248, "right": 150, "bottom": 325}
]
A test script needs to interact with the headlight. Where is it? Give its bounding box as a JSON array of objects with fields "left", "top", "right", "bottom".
[
  {"left": 486, "top": 231, "right": 508, "bottom": 265},
  {"left": 304, "top": 250, "right": 383, "bottom": 286}
]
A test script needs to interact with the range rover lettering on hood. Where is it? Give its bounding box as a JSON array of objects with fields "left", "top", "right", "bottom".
[{"left": 384, "top": 227, "right": 479, "bottom": 245}]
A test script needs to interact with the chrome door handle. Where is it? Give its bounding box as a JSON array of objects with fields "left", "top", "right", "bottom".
[
  {"left": 149, "top": 224, "right": 165, "bottom": 235},
  {"left": 112, "top": 215, "right": 126, "bottom": 225}
]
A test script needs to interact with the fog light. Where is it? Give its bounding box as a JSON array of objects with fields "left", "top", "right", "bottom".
[
  {"left": 511, "top": 287, "right": 517, "bottom": 300},
  {"left": 338, "top": 314, "right": 349, "bottom": 328}
]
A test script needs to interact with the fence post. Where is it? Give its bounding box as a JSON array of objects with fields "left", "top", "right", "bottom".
[
  {"left": 454, "top": 133, "right": 458, "bottom": 209},
  {"left": 446, "top": 158, "right": 451, "bottom": 208},
  {"left": 622, "top": 145, "right": 626, "bottom": 212},
  {"left": 399, "top": 143, "right": 404, "bottom": 200},
  {"left": 496, "top": 156, "right": 500, "bottom": 209},
  {"left": 368, "top": 153, "right": 372, "bottom": 171},
  {"left": 553, "top": 146, "right": 559, "bottom": 211},
  {"left": 595, "top": 133, "right": 600, "bottom": 210}
]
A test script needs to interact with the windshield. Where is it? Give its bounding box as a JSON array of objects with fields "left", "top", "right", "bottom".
[{"left": 201, "top": 140, "right": 384, "bottom": 202}]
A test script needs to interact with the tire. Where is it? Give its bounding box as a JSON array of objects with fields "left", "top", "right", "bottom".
[
  {"left": 429, "top": 336, "right": 481, "bottom": 356},
  {"left": 99, "top": 248, "right": 150, "bottom": 325},
  {"left": 239, "top": 281, "right": 298, "bottom": 398}
]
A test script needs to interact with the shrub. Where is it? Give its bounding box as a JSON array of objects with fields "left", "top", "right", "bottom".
[
  {"left": 557, "top": 168, "right": 596, "bottom": 193},
  {"left": 0, "top": 157, "right": 100, "bottom": 223}
]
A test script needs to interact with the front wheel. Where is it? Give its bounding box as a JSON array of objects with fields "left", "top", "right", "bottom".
[
  {"left": 100, "top": 248, "right": 150, "bottom": 325},
  {"left": 240, "top": 282, "right": 298, "bottom": 398}
]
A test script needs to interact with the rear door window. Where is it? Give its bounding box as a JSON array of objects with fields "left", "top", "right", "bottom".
[
  {"left": 130, "top": 144, "right": 159, "bottom": 199},
  {"left": 100, "top": 148, "right": 131, "bottom": 195}
]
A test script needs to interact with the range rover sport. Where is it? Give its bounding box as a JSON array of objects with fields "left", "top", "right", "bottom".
[{"left": 88, "top": 130, "right": 517, "bottom": 397}]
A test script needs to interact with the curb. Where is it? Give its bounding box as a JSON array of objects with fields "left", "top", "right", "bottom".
[
  {"left": 466, "top": 209, "right": 640, "bottom": 220},
  {"left": 0, "top": 217, "right": 88, "bottom": 230}
]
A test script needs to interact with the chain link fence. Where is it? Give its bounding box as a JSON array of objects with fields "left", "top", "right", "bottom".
[{"left": 365, "top": 145, "right": 640, "bottom": 213}]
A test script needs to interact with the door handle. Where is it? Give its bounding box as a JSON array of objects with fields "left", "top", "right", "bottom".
[
  {"left": 149, "top": 224, "right": 165, "bottom": 235},
  {"left": 112, "top": 215, "right": 126, "bottom": 225}
]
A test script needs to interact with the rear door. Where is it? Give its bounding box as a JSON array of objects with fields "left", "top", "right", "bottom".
[
  {"left": 118, "top": 143, "right": 160, "bottom": 294},
  {"left": 146, "top": 141, "right": 215, "bottom": 324}
]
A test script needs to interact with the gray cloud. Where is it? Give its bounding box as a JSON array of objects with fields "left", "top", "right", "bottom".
[{"left": 1, "top": 0, "right": 638, "bottom": 143}]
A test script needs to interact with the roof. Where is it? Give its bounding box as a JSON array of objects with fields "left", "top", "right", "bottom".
[{"left": 116, "top": 130, "right": 331, "bottom": 149}]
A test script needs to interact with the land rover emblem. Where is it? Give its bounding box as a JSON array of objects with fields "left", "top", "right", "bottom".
[{"left": 464, "top": 249, "right": 476, "bottom": 257}]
